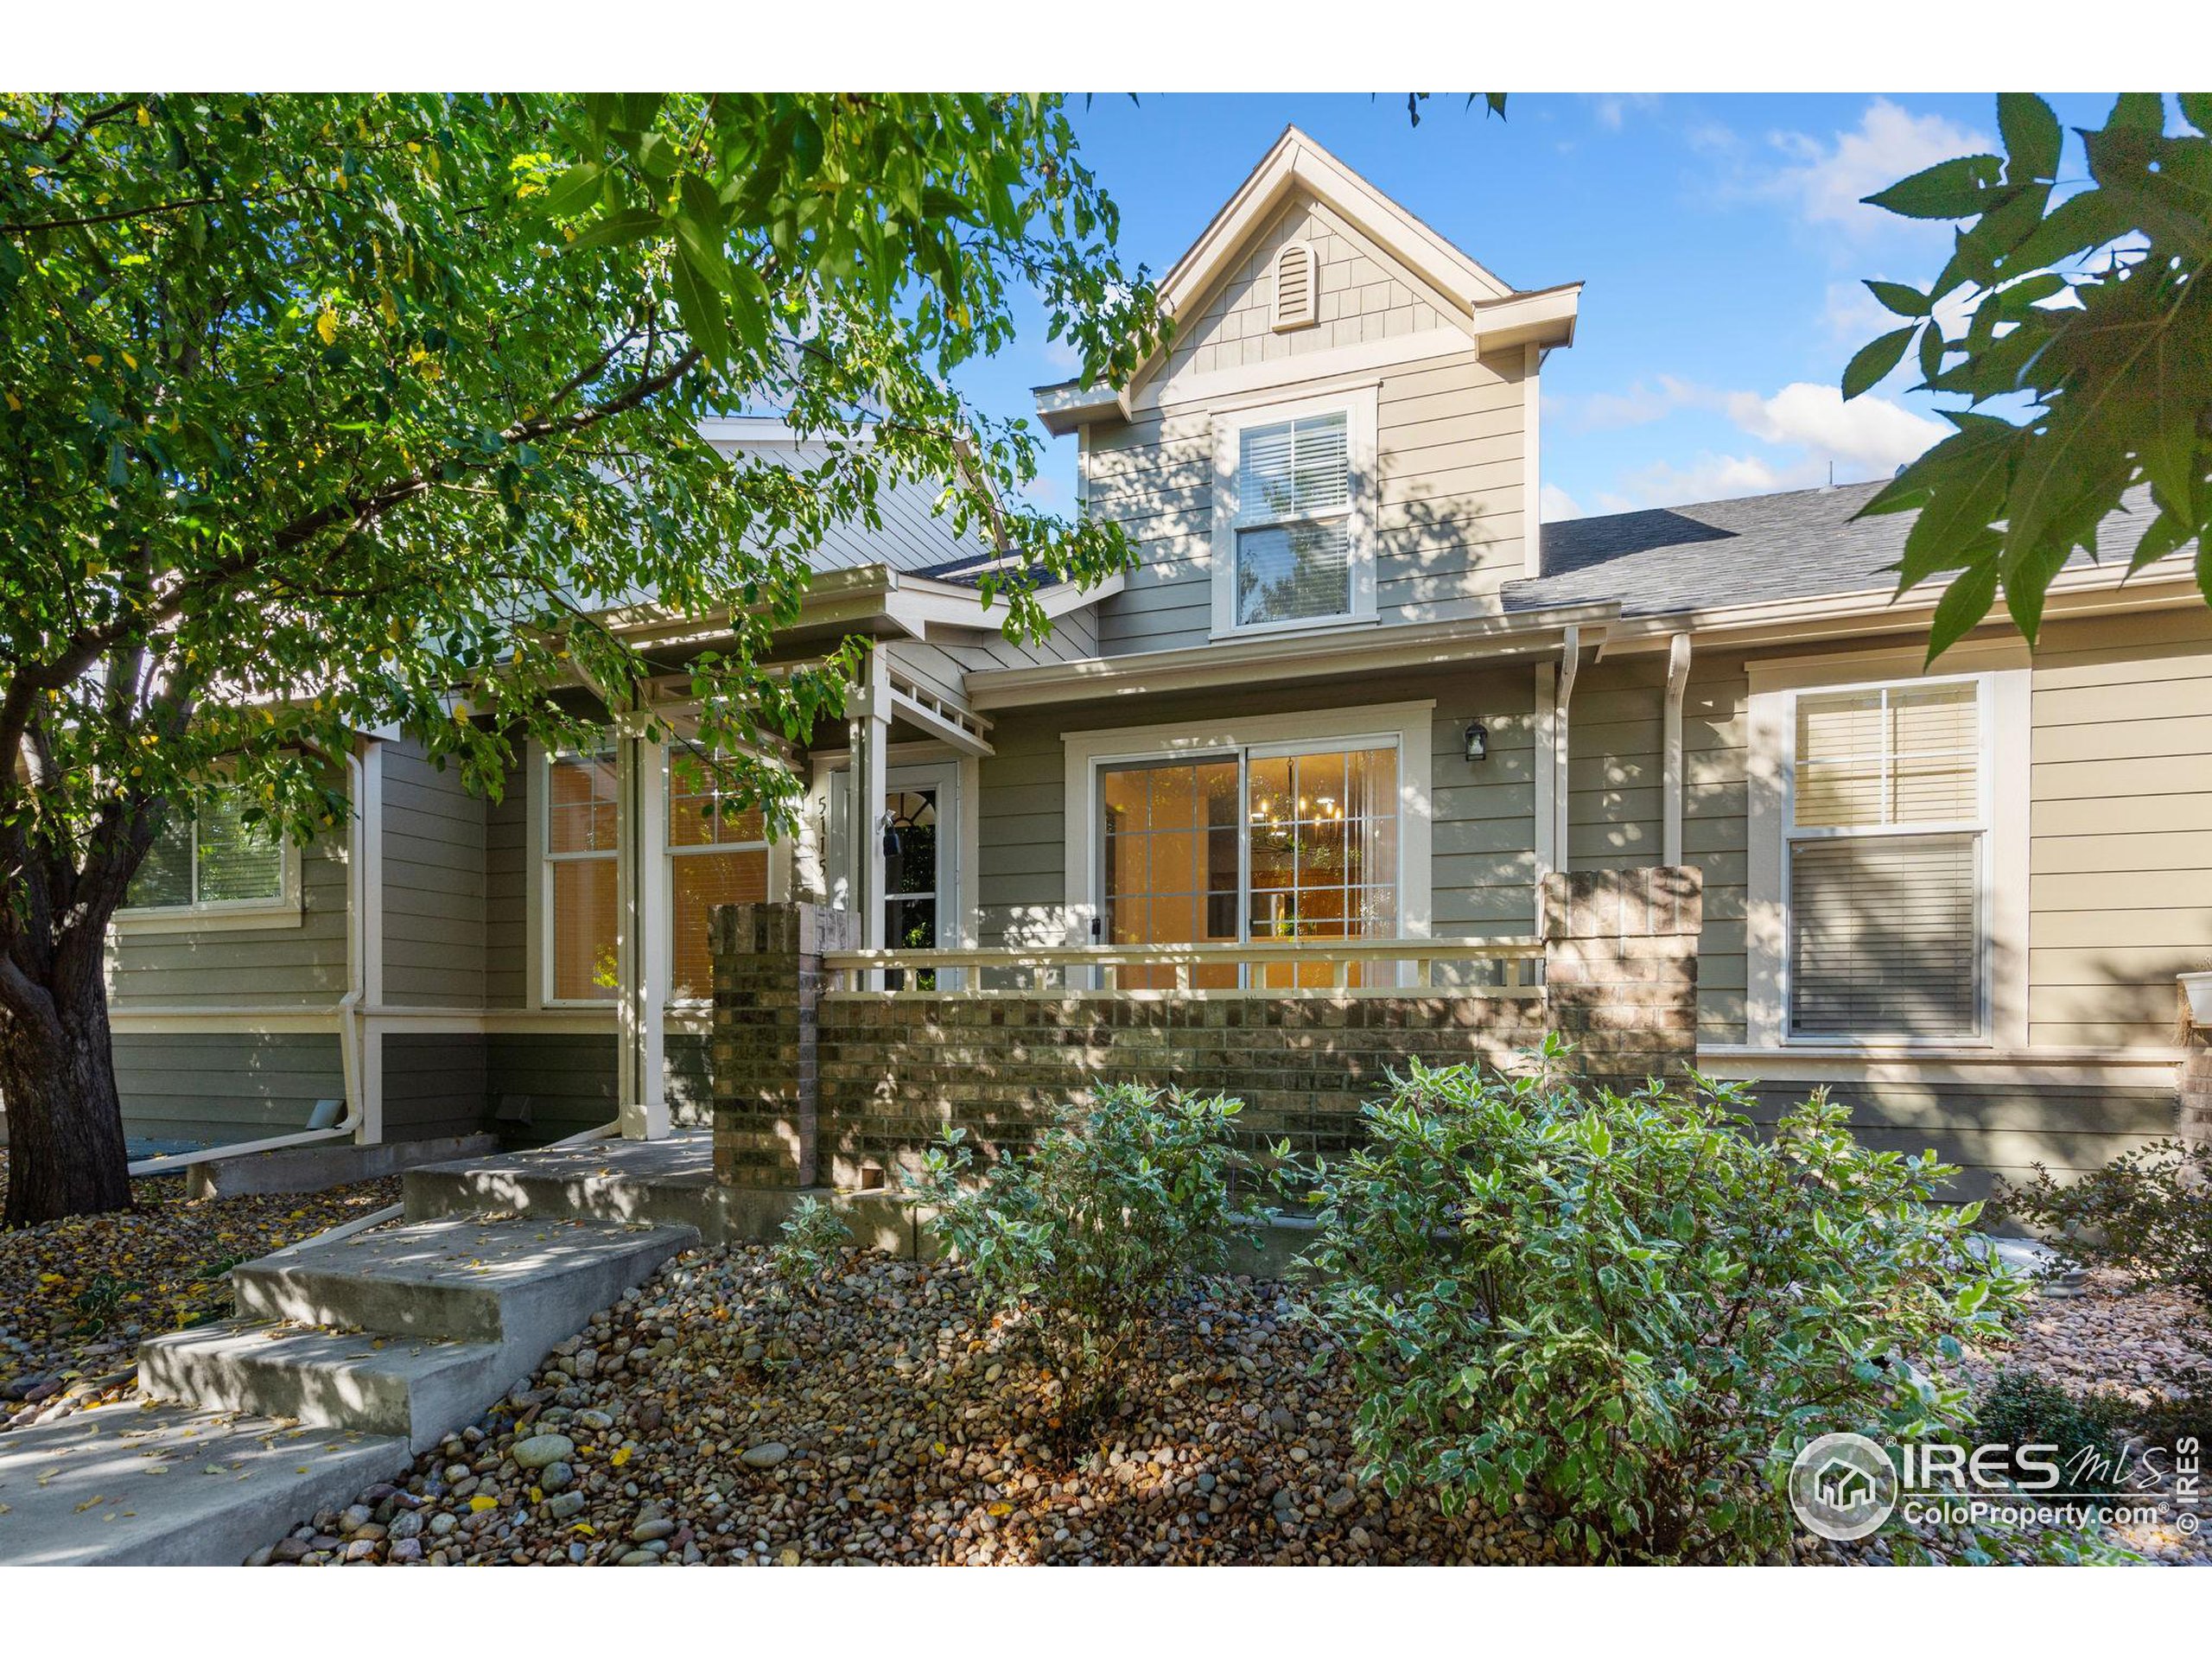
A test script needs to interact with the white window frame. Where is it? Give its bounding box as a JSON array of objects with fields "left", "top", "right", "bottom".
[
  {"left": 663, "top": 746, "right": 778, "bottom": 1007},
  {"left": 1063, "top": 701, "right": 1433, "bottom": 965},
  {"left": 538, "top": 743, "right": 620, "bottom": 1009},
  {"left": 1781, "top": 672, "right": 1992, "bottom": 1044},
  {"left": 1745, "top": 645, "right": 2031, "bottom": 1054},
  {"left": 1208, "top": 386, "right": 1380, "bottom": 641},
  {"left": 113, "top": 788, "right": 302, "bottom": 932}
]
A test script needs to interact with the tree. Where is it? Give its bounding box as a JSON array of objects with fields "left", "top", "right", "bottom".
[
  {"left": 1842, "top": 92, "right": 2212, "bottom": 659},
  {"left": 0, "top": 93, "right": 1160, "bottom": 1225}
]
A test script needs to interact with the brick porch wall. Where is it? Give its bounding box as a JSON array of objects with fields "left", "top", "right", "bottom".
[{"left": 710, "top": 867, "right": 1702, "bottom": 1189}]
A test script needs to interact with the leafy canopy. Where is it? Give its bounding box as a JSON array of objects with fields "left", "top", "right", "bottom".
[
  {"left": 1844, "top": 93, "right": 2212, "bottom": 660},
  {"left": 0, "top": 92, "right": 1160, "bottom": 957}
]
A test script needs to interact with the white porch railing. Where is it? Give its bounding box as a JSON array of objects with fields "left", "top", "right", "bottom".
[{"left": 820, "top": 936, "right": 1545, "bottom": 997}]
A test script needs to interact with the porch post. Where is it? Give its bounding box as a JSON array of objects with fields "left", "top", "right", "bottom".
[
  {"left": 614, "top": 723, "right": 668, "bottom": 1140},
  {"left": 847, "top": 652, "right": 891, "bottom": 955}
]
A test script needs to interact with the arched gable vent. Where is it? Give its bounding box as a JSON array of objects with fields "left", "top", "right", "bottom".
[{"left": 1271, "top": 239, "right": 1319, "bottom": 332}]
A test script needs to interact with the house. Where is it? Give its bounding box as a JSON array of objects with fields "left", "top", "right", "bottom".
[{"left": 81, "top": 127, "right": 2206, "bottom": 1196}]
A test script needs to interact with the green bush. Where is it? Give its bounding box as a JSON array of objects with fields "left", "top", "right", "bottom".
[
  {"left": 1970, "top": 1369, "right": 2130, "bottom": 1500},
  {"left": 768, "top": 1196, "right": 853, "bottom": 1293},
  {"left": 1994, "top": 1139, "right": 2212, "bottom": 1323},
  {"left": 906, "top": 1084, "right": 1258, "bottom": 1429},
  {"left": 1281, "top": 1045, "right": 2022, "bottom": 1562}
]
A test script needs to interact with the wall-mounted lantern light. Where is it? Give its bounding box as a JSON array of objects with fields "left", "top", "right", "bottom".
[{"left": 1464, "top": 721, "right": 1489, "bottom": 764}]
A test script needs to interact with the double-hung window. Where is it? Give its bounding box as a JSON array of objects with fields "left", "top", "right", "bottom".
[
  {"left": 666, "top": 751, "right": 768, "bottom": 1001},
  {"left": 1785, "top": 678, "right": 1986, "bottom": 1039},
  {"left": 545, "top": 749, "right": 620, "bottom": 1003},
  {"left": 123, "top": 787, "right": 292, "bottom": 918},
  {"left": 1211, "top": 392, "right": 1376, "bottom": 636}
]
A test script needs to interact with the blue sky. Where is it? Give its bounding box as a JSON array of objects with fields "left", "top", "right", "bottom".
[{"left": 956, "top": 92, "right": 2123, "bottom": 524}]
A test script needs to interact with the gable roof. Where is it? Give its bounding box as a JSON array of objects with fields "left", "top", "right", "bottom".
[
  {"left": 1503, "top": 480, "right": 2197, "bottom": 620},
  {"left": 1038, "top": 126, "right": 1580, "bottom": 432}
]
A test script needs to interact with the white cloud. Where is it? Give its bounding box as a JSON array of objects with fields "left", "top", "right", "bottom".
[
  {"left": 1766, "top": 99, "right": 1991, "bottom": 238},
  {"left": 1540, "top": 484, "right": 1584, "bottom": 522},
  {"left": 1039, "top": 335, "right": 1082, "bottom": 372},
  {"left": 1552, "top": 374, "right": 1707, "bottom": 432},
  {"left": 1591, "top": 93, "right": 1661, "bottom": 131},
  {"left": 1575, "top": 378, "right": 1948, "bottom": 513},
  {"left": 1724, "top": 382, "right": 1947, "bottom": 474},
  {"left": 1613, "top": 453, "right": 1817, "bottom": 511}
]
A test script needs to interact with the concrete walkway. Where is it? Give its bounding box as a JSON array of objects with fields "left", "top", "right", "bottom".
[{"left": 0, "top": 1204, "right": 696, "bottom": 1566}]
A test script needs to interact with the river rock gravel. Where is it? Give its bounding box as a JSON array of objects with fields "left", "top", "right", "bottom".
[
  {"left": 251, "top": 1241, "right": 1561, "bottom": 1567},
  {"left": 248, "top": 1242, "right": 2209, "bottom": 1567}
]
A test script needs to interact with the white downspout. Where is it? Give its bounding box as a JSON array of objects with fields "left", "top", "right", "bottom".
[{"left": 1662, "top": 632, "right": 1693, "bottom": 868}]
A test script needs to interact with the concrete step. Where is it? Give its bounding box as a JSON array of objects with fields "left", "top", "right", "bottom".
[
  {"left": 138, "top": 1319, "right": 509, "bottom": 1453},
  {"left": 403, "top": 1133, "right": 919, "bottom": 1254},
  {"left": 0, "top": 1401, "right": 408, "bottom": 1567},
  {"left": 232, "top": 1213, "right": 698, "bottom": 1343}
]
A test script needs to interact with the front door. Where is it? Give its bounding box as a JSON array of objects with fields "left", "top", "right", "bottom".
[{"left": 884, "top": 761, "right": 957, "bottom": 985}]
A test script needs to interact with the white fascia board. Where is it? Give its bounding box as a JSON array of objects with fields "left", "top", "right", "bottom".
[{"left": 1034, "top": 384, "right": 1123, "bottom": 435}]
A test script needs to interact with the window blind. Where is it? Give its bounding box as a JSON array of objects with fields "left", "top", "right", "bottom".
[
  {"left": 1789, "top": 832, "right": 1979, "bottom": 1038},
  {"left": 1236, "top": 412, "right": 1351, "bottom": 626}
]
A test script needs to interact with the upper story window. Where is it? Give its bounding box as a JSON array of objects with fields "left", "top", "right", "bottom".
[
  {"left": 121, "top": 787, "right": 294, "bottom": 918},
  {"left": 1210, "top": 391, "right": 1376, "bottom": 638},
  {"left": 1785, "top": 678, "right": 1986, "bottom": 1040}
]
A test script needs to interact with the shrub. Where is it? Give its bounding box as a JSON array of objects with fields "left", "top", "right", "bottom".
[
  {"left": 906, "top": 1084, "right": 1258, "bottom": 1429},
  {"left": 1994, "top": 1139, "right": 2212, "bottom": 1322},
  {"left": 768, "top": 1196, "right": 853, "bottom": 1294},
  {"left": 1281, "top": 1046, "right": 2022, "bottom": 1563},
  {"left": 1971, "top": 1369, "right": 2130, "bottom": 1501}
]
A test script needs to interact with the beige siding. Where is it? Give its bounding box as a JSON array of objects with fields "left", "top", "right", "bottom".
[
  {"left": 382, "top": 738, "right": 486, "bottom": 1007},
  {"left": 105, "top": 820, "right": 351, "bottom": 1009},
  {"left": 2028, "top": 608, "right": 2212, "bottom": 1048}
]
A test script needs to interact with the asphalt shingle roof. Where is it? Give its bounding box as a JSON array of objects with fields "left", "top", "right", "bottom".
[{"left": 1502, "top": 481, "right": 2190, "bottom": 620}]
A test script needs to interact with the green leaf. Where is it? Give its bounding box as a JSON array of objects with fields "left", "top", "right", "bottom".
[
  {"left": 540, "top": 162, "right": 606, "bottom": 219},
  {"left": 1842, "top": 325, "right": 1916, "bottom": 399},
  {"left": 2179, "top": 94, "right": 2212, "bottom": 136},
  {"left": 670, "top": 244, "right": 730, "bottom": 368},
  {"left": 1862, "top": 154, "right": 2004, "bottom": 219},
  {"left": 569, "top": 207, "right": 664, "bottom": 249},
  {"left": 1865, "top": 279, "right": 1930, "bottom": 318},
  {"left": 2109, "top": 92, "right": 2167, "bottom": 132},
  {"left": 1926, "top": 563, "right": 2001, "bottom": 662},
  {"left": 1997, "top": 93, "right": 2063, "bottom": 181}
]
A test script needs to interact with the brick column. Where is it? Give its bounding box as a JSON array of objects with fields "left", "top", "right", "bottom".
[
  {"left": 2179, "top": 1023, "right": 2212, "bottom": 1153},
  {"left": 1541, "top": 866, "right": 1703, "bottom": 1085},
  {"left": 710, "top": 901, "right": 851, "bottom": 1187}
]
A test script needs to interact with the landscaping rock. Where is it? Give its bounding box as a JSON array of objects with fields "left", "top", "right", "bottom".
[{"left": 511, "top": 1433, "right": 575, "bottom": 1471}]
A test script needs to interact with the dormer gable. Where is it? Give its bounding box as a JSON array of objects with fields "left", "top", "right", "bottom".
[{"left": 1036, "top": 125, "right": 1580, "bottom": 435}]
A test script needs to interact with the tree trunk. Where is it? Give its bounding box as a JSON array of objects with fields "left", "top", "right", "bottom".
[{"left": 0, "top": 963, "right": 133, "bottom": 1228}]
